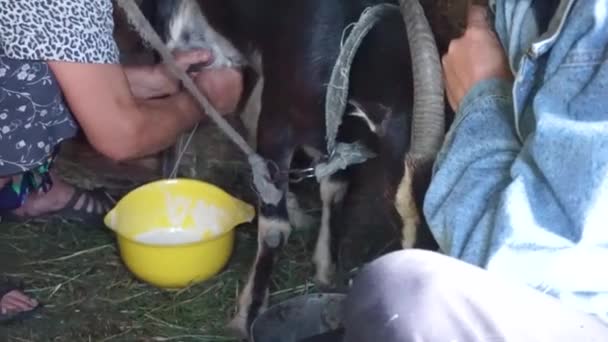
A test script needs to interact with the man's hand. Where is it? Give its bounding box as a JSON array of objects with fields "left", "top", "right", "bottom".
[{"left": 442, "top": 5, "right": 512, "bottom": 111}]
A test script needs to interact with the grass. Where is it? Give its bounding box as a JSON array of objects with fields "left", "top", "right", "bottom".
[
  {"left": 0, "top": 124, "right": 400, "bottom": 341},
  {"left": 0, "top": 217, "right": 318, "bottom": 341},
  {"left": 0, "top": 14, "right": 407, "bottom": 340},
  {"left": 0, "top": 130, "right": 322, "bottom": 341},
  {"left": 0, "top": 182, "right": 397, "bottom": 341}
]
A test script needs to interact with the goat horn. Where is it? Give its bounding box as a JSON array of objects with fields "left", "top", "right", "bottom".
[{"left": 399, "top": 0, "right": 445, "bottom": 161}]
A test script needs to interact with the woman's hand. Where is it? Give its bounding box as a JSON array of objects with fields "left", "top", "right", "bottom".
[
  {"left": 125, "top": 50, "right": 213, "bottom": 99},
  {"left": 442, "top": 5, "right": 512, "bottom": 111},
  {"left": 49, "top": 51, "right": 245, "bottom": 162}
]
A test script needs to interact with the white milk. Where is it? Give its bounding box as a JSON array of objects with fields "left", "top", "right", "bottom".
[
  {"left": 135, "top": 228, "right": 203, "bottom": 246},
  {"left": 164, "top": 194, "right": 193, "bottom": 228},
  {"left": 133, "top": 195, "right": 229, "bottom": 246},
  {"left": 191, "top": 200, "right": 227, "bottom": 237},
  {"left": 162, "top": 194, "right": 226, "bottom": 237}
]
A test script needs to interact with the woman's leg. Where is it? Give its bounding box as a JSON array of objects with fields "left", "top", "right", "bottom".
[
  {"left": 3, "top": 171, "right": 72, "bottom": 217},
  {"left": 0, "top": 157, "right": 115, "bottom": 222},
  {"left": 343, "top": 249, "right": 608, "bottom": 342},
  {"left": 19, "top": 176, "right": 105, "bottom": 218},
  {"left": 0, "top": 50, "right": 113, "bottom": 321},
  {"left": 0, "top": 50, "right": 115, "bottom": 222}
]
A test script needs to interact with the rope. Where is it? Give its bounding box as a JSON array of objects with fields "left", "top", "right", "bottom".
[
  {"left": 168, "top": 125, "right": 196, "bottom": 179},
  {"left": 315, "top": 3, "right": 400, "bottom": 180},
  {"left": 116, "top": 0, "right": 283, "bottom": 205},
  {"left": 117, "top": 0, "right": 396, "bottom": 198}
]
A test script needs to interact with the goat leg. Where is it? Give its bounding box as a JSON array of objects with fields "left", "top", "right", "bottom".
[
  {"left": 394, "top": 155, "right": 422, "bottom": 249},
  {"left": 313, "top": 171, "right": 350, "bottom": 289},
  {"left": 229, "top": 111, "right": 294, "bottom": 339}
]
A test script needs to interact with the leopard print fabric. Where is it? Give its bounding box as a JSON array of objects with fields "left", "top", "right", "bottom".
[{"left": 0, "top": 0, "right": 119, "bottom": 64}]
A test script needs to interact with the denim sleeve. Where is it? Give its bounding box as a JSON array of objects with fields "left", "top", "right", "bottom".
[
  {"left": 425, "top": 0, "right": 608, "bottom": 324},
  {"left": 423, "top": 78, "right": 519, "bottom": 264}
]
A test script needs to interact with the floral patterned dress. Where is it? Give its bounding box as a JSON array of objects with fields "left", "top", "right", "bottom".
[{"left": 0, "top": 0, "right": 120, "bottom": 209}]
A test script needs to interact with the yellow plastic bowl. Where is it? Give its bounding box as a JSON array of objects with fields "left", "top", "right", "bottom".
[{"left": 103, "top": 178, "right": 255, "bottom": 289}]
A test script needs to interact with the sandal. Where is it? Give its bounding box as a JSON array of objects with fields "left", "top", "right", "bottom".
[
  {"left": 1, "top": 187, "right": 117, "bottom": 226},
  {"left": 0, "top": 280, "right": 41, "bottom": 324}
]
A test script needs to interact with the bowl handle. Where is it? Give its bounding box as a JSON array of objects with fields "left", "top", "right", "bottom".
[
  {"left": 103, "top": 208, "right": 118, "bottom": 232},
  {"left": 232, "top": 200, "right": 256, "bottom": 227}
]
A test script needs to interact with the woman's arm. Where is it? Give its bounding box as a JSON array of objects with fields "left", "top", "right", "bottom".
[
  {"left": 123, "top": 64, "right": 178, "bottom": 99},
  {"left": 2, "top": 2, "right": 242, "bottom": 161},
  {"left": 48, "top": 61, "right": 242, "bottom": 162},
  {"left": 123, "top": 50, "right": 212, "bottom": 99}
]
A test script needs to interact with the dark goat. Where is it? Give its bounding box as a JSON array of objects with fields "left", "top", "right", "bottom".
[{"left": 140, "top": 0, "right": 445, "bottom": 338}]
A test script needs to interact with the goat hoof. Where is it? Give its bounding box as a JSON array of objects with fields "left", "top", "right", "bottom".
[
  {"left": 226, "top": 314, "right": 251, "bottom": 341},
  {"left": 314, "top": 280, "right": 336, "bottom": 292},
  {"left": 401, "top": 238, "right": 415, "bottom": 249},
  {"left": 313, "top": 269, "right": 337, "bottom": 292}
]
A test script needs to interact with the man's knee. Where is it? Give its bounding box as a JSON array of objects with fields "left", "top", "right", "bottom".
[
  {"left": 343, "top": 249, "right": 453, "bottom": 341},
  {"left": 350, "top": 249, "right": 449, "bottom": 295}
]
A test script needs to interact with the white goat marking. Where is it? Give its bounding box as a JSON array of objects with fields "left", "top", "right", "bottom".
[
  {"left": 347, "top": 100, "right": 378, "bottom": 133},
  {"left": 301, "top": 145, "right": 324, "bottom": 161},
  {"left": 395, "top": 159, "right": 419, "bottom": 249},
  {"left": 230, "top": 215, "right": 290, "bottom": 338},
  {"left": 313, "top": 178, "right": 348, "bottom": 286},
  {"left": 167, "top": 2, "right": 263, "bottom": 143},
  {"left": 166, "top": 0, "right": 246, "bottom": 68},
  {"left": 287, "top": 191, "right": 317, "bottom": 230},
  {"left": 258, "top": 215, "right": 292, "bottom": 247},
  {"left": 228, "top": 269, "right": 256, "bottom": 337}
]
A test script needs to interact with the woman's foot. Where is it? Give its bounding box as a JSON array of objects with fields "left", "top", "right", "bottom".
[
  {"left": 0, "top": 290, "right": 38, "bottom": 316},
  {"left": 0, "top": 283, "right": 40, "bottom": 324},
  {"left": 10, "top": 171, "right": 75, "bottom": 218},
  {"left": 4, "top": 171, "right": 115, "bottom": 224}
]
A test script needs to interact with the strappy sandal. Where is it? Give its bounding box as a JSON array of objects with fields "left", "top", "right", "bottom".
[
  {"left": 1, "top": 187, "right": 117, "bottom": 226},
  {"left": 52, "top": 187, "right": 116, "bottom": 225},
  {"left": 0, "top": 280, "right": 41, "bottom": 324}
]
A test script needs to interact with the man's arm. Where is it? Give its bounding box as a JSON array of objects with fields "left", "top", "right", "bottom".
[
  {"left": 423, "top": 6, "right": 519, "bottom": 262},
  {"left": 424, "top": 78, "right": 519, "bottom": 261},
  {"left": 426, "top": 3, "right": 608, "bottom": 319}
]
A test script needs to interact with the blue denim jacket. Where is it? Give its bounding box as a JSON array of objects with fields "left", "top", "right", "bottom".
[{"left": 424, "top": 0, "right": 608, "bottom": 323}]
